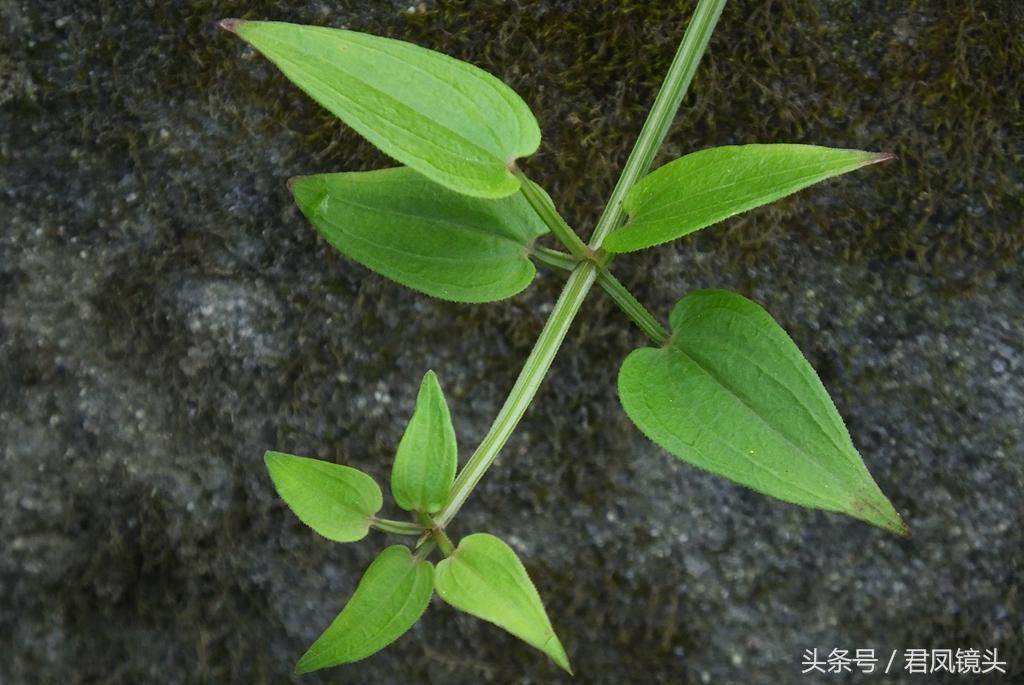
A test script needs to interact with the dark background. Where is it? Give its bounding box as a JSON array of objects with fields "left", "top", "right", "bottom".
[{"left": 2, "top": 1, "right": 1021, "bottom": 683}]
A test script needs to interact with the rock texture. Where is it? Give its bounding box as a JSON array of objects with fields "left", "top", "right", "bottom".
[{"left": 2, "top": 1, "right": 1021, "bottom": 683}]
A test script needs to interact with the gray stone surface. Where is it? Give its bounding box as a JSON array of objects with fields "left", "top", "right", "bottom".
[{"left": 2, "top": 1, "right": 1021, "bottom": 683}]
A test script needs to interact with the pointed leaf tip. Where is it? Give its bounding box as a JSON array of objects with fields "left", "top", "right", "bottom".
[
  {"left": 295, "top": 546, "right": 433, "bottom": 672},
  {"left": 618, "top": 290, "right": 905, "bottom": 536},
  {"left": 860, "top": 497, "right": 910, "bottom": 538},
  {"left": 434, "top": 533, "right": 571, "bottom": 673},
  {"left": 606, "top": 144, "right": 896, "bottom": 253},
  {"left": 218, "top": 18, "right": 243, "bottom": 33},
  {"left": 231, "top": 21, "right": 540, "bottom": 197},
  {"left": 391, "top": 370, "right": 458, "bottom": 513},
  {"left": 890, "top": 513, "right": 911, "bottom": 538}
]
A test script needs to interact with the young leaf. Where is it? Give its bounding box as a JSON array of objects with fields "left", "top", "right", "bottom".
[
  {"left": 604, "top": 144, "right": 893, "bottom": 253},
  {"left": 290, "top": 167, "right": 548, "bottom": 303},
  {"left": 391, "top": 371, "right": 458, "bottom": 513},
  {"left": 296, "top": 545, "right": 434, "bottom": 673},
  {"left": 265, "top": 451, "right": 382, "bottom": 543},
  {"left": 434, "top": 533, "right": 572, "bottom": 674},
  {"left": 222, "top": 20, "right": 540, "bottom": 198},
  {"left": 617, "top": 290, "right": 907, "bottom": 536}
]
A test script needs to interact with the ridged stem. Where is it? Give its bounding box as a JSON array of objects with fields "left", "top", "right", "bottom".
[
  {"left": 434, "top": 0, "right": 726, "bottom": 528},
  {"left": 533, "top": 247, "right": 669, "bottom": 345}
]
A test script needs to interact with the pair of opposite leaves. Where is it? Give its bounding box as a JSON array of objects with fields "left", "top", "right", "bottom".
[
  {"left": 226, "top": 19, "right": 905, "bottom": 536},
  {"left": 265, "top": 371, "right": 569, "bottom": 673}
]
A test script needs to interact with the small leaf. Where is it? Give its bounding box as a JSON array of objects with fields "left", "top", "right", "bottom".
[
  {"left": 265, "top": 451, "right": 382, "bottom": 543},
  {"left": 434, "top": 533, "right": 571, "bottom": 673},
  {"left": 617, "top": 290, "right": 907, "bottom": 535},
  {"left": 290, "top": 168, "right": 547, "bottom": 303},
  {"left": 223, "top": 20, "right": 540, "bottom": 198},
  {"left": 391, "top": 371, "right": 458, "bottom": 513},
  {"left": 605, "top": 144, "right": 893, "bottom": 253},
  {"left": 296, "top": 545, "right": 433, "bottom": 673}
]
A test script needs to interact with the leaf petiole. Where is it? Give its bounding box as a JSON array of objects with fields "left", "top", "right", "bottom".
[
  {"left": 596, "top": 270, "right": 670, "bottom": 345},
  {"left": 531, "top": 245, "right": 579, "bottom": 273},
  {"left": 513, "top": 168, "right": 593, "bottom": 261},
  {"left": 532, "top": 247, "right": 670, "bottom": 345},
  {"left": 370, "top": 517, "right": 426, "bottom": 536}
]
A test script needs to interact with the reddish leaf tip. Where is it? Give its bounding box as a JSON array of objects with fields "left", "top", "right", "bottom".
[
  {"left": 217, "top": 18, "right": 245, "bottom": 33},
  {"left": 894, "top": 513, "right": 911, "bottom": 538},
  {"left": 875, "top": 151, "right": 897, "bottom": 163}
]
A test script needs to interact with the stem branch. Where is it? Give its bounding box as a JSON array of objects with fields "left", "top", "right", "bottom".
[
  {"left": 434, "top": 0, "right": 726, "bottom": 528},
  {"left": 534, "top": 247, "right": 669, "bottom": 345},
  {"left": 588, "top": 0, "right": 726, "bottom": 249},
  {"left": 416, "top": 512, "right": 456, "bottom": 556},
  {"left": 435, "top": 263, "right": 598, "bottom": 527}
]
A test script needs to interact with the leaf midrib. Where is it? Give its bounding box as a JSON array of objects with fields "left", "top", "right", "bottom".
[
  {"left": 268, "top": 43, "right": 502, "bottom": 185},
  {"left": 319, "top": 192, "right": 541, "bottom": 246},
  {"left": 629, "top": 158, "right": 868, "bottom": 224}
]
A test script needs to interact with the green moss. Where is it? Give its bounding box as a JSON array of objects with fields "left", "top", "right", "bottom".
[
  {"left": 63, "top": 0, "right": 1018, "bottom": 288},
  {"left": 390, "top": 0, "right": 1022, "bottom": 286},
  {"left": 6, "top": 2, "right": 1021, "bottom": 682}
]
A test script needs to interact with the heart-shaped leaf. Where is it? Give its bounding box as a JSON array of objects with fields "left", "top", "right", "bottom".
[
  {"left": 290, "top": 167, "right": 548, "bottom": 303},
  {"left": 391, "top": 370, "right": 458, "bottom": 513},
  {"left": 434, "top": 533, "right": 571, "bottom": 673},
  {"left": 605, "top": 144, "right": 893, "bottom": 253},
  {"left": 617, "top": 290, "right": 907, "bottom": 535},
  {"left": 223, "top": 20, "right": 540, "bottom": 198},
  {"left": 265, "top": 451, "right": 382, "bottom": 543},
  {"left": 296, "top": 545, "right": 434, "bottom": 673}
]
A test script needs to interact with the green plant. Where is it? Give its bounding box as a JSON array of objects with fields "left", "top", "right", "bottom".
[{"left": 222, "top": 0, "right": 905, "bottom": 674}]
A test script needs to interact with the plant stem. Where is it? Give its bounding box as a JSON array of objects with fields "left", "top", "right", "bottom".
[
  {"left": 514, "top": 168, "right": 593, "bottom": 261},
  {"left": 415, "top": 512, "right": 456, "bottom": 555},
  {"left": 432, "top": 526, "right": 455, "bottom": 556},
  {"left": 435, "top": 264, "right": 598, "bottom": 527},
  {"left": 414, "top": 540, "right": 436, "bottom": 561},
  {"left": 596, "top": 270, "right": 670, "bottom": 345},
  {"left": 534, "top": 247, "right": 669, "bottom": 345},
  {"left": 434, "top": 0, "right": 726, "bottom": 528},
  {"left": 589, "top": 0, "right": 727, "bottom": 249},
  {"left": 370, "top": 517, "right": 424, "bottom": 536}
]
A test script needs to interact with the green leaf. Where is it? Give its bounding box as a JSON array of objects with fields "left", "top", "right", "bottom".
[
  {"left": 605, "top": 144, "right": 893, "bottom": 253},
  {"left": 223, "top": 20, "right": 540, "bottom": 198},
  {"left": 391, "top": 370, "right": 458, "bottom": 513},
  {"left": 296, "top": 545, "right": 434, "bottom": 673},
  {"left": 434, "top": 533, "right": 572, "bottom": 673},
  {"left": 290, "top": 167, "right": 548, "bottom": 303},
  {"left": 617, "top": 290, "right": 907, "bottom": 536},
  {"left": 264, "top": 451, "right": 382, "bottom": 543}
]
